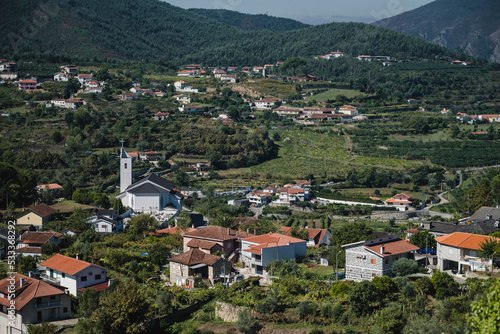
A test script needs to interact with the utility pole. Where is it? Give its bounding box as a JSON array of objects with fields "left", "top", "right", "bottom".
[
  {"left": 335, "top": 250, "right": 342, "bottom": 281},
  {"left": 308, "top": 137, "right": 311, "bottom": 177}
]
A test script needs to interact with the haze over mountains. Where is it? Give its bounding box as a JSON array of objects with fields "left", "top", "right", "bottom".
[
  {"left": 1, "top": 0, "right": 465, "bottom": 64},
  {"left": 374, "top": 0, "right": 500, "bottom": 63}
]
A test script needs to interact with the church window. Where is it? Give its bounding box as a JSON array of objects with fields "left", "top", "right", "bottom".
[{"left": 124, "top": 163, "right": 127, "bottom": 169}]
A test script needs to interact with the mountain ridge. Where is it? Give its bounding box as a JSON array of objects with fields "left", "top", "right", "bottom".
[
  {"left": 1, "top": 0, "right": 467, "bottom": 65},
  {"left": 373, "top": 0, "right": 500, "bottom": 63}
]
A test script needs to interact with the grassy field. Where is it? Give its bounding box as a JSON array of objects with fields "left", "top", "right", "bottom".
[
  {"left": 251, "top": 129, "right": 350, "bottom": 178},
  {"left": 299, "top": 262, "right": 334, "bottom": 276},
  {"left": 244, "top": 79, "right": 296, "bottom": 98},
  {"left": 51, "top": 200, "right": 95, "bottom": 213},
  {"left": 305, "top": 88, "right": 368, "bottom": 102},
  {"left": 351, "top": 156, "right": 423, "bottom": 169}
]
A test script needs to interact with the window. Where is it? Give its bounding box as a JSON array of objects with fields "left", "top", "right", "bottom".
[
  {"left": 385, "top": 259, "right": 389, "bottom": 265},
  {"left": 124, "top": 163, "right": 127, "bottom": 169},
  {"left": 62, "top": 273, "right": 65, "bottom": 278},
  {"left": 371, "top": 259, "right": 376, "bottom": 264},
  {"left": 81, "top": 276, "right": 87, "bottom": 282},
  {"left": 95, "top": 274, "right": 101, "bottom": 280},
  {"left": 63, "top": 307, "right": 68, "bottom": 313},
  {"left": 50, "top": 296, "right": 56, "bottom": 300},
  {"left": 449, "top": 248, "right": 453, "bottom": 255},
  {"left": 226, "top": 243, "right": 231, "bottom": 248}
]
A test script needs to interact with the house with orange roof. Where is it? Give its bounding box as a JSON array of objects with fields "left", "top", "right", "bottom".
[
  {"left": 343, "top": 235, "right": 419, "bottom": 281},
  {"left": 435, "top": 232, "right": 500, "bottom": 273},
  {"left": 77, "top": 73, "right": 93, "bottom": 84},
  {"left": 15, "top": 204, "right": 56, "bottom": 229},
  {"left": 36, "top": 183, "right": 63, "bottom": 198},
  {"left": 18, "top": 79, "right": 37, "bottom": 90},
  {"left": 279, "top": 226, "right": 331, "bottom": 248},
  {"left": 39, "top": 254, "right": 108, "bottom": 296},
  {"left": 247, "top": 191, "right": 272, "bottom": 206},
  {"left": 240, "top": 232, "right": 307, "bottom": 275},
  {"left": 384, "top": 193, "right": 414, "bottom": 211},
  {"left": 253, "top": 98, "right": 275, "bottom": 110},
  {"left": 169, "top": 249, "right": 231, "bottom": 287},
  {"left": 182, "top": 226, "right": 253, "bottom": 257},
  {"left": 338, "top": 105, "right": 358, "bottom": 115},
  {"left": 0, "top": 274, "right": 72, "bottom": 332}
]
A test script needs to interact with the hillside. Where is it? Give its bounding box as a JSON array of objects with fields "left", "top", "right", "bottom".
[
  {"left": 188, "top": 8, "right": 309, "bottom": 31},
  {"left": 374, "top": 0, "right": 500, "bottom": 63},
  {"left": 0, "top": 0, "right": 466, "bottom": 65}
]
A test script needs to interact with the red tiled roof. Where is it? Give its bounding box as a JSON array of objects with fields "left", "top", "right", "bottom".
[
  {"left": 36, "top": 183, "right": 63, "bottom": 190},
  {"left": 182, "top": 226, "right": 253, "bottom": 241},
  {"left": 0, "top": 274, "right": 65, "bottom": 310},
  {"left": 78, "top": 281, "right": 109, "bottom": 293},
  {"left": 169, "top": 249, "right": 221, "bottom": 266},
  {"left": 19, "top": 80, "right": 37, "bottom": 83},
  {"left": 244, "top": 232, "right": 305, "bottom": 246},
  {"left": 17, "top": 247, "right": 42, "bottom": 254},
  {"left": 40, "top": 254, "right": 106, "bottom": 276},
  {"left": 151, "top": 227, "right": 196, "bottom": 235},
  {"left": 20, "top": 231, "right": 59, "bottom": 245},
  {"left": 187, "top": 239, "right": 220, "bottom": 250},
  {"left": 364, "top": 239, "right": 419, "bottom": 257},
  {"left": 30, "top": 203, "right": 57, "bottom": 217},
  {"left": 435, "top": 232, "right": 500, "bottom": 250}
]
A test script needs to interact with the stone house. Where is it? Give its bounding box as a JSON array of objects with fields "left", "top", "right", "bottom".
[{"left": 343, "top": 235, "right": 419, "bottom": 281}]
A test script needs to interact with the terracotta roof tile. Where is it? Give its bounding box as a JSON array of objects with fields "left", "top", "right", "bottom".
[
  {"left": 20, "top": 231, "right": 59, "bottom": 245},
  {"left": 0, "top": 274, "right": 65, "bottom": 310},
  {"left": 40, "top": 254, "right": 106, "bottom": 276},
  {"left": 182, "top": 226, "right": 253, "bottom": 241},
  {"left": 244, "top": 232, "right": 305, "bottom": 246},
  {"left": 169, "top": 249, "right": 221, "bottom": 266},
  {"left": 29, "top": 203, "right": 56, "bottom": 217},
  {"left": 364, "top": 239, "right": 419, "bottom": 257},
  {"left": 187, "top": 239, "right": 219, "bottom": 250},
  {"left": 435, "top": 232, "right": 500, "bottom": 250}
]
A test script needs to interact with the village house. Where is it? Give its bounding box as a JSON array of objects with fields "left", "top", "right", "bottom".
[
  {"left": 338, "top": 105, "right": 358, "bottom": 115},
  {"left": 53, "top": 72, "right": 70, "bottom": 81},
  {"left": 87, "top": 209, "right": 125, "bottom": 234},
  {"left": 169, "top": 249, "right": 231, "bottom": 287},
  {"left": 273, "top": 106, "right": 302, "bottom": 117},
  {"left": 384, "top": 193, "right": 414, "bottom": 211},
  {"left": 247, "top": 191, "right": 272, "bottom": 206},
  {"left": 478, "top": 115, "right": 500, "bottom": 122},
  {"left": 220, "top": 74, "right": 239, "bottom": 83},
  {"left": 60, "top": 65, "right": 77, "bottom": 74},
  {"left": 153, "top": 111, "right": 170, "bottom": 120},
  {"left": 0, "top": 72, "right": 17, "bottom": 80},
  {"left": 343, "top": 235, "right": 419, "bottom": 281},
  {"left": 0, "top": 62, "right": 17, "bottom": 72},
  {"left": 279, "top": 226, "right": 332, "bottom": 248},
  {"left": 77, "top": 73, "right": 93, "bottom": 85},
  {"left": 118, "top": 92, "right": 138, "bottom": 101},
  {"left": 357, "top": 55, "right": 372, "bottom": 61},
  {"left": 39, "top": 254, "right": 108, "bottom": 296},
  {"left": 174, "top": 81, "right": 199, "bottom": 93},
  {"left": 18, "top": 79, "right": 37, "bottom": 90},
  {"left": 0, "top": 274, "right": 72, "bottom": 334},
  {"left": 17, "top": 230, "right": 62, "bottom": 258},
  {"left": 240, "top": 233, "right": 307, "bottom": 276},
  {"left": 177, "top": 70, "right": 197, "bottom": 77},
  {"left": 49, "top": 98, "right": 84, "bottom": 109},
  {"left": 15, "top": 204, "right": 56, "bottom": 229},
  {"left": 174, "top": 94, "right": 192, "bottom": 104},
  {"left": 36, "top": 183, "right": 63, "bottom": 198},
  {"left": 253, "top": 98, "right": 275, "bottom": 110},
  {"left": 213, "top": 69, "right": 227, "bottom": 78},
  {"left": 182, "top": 226, "right": 253, "bottom": 257},
  {"left": 435, "top": 232, "right": 500, "bottom": 273}
]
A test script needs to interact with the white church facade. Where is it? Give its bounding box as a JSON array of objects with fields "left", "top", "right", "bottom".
[{"left": 116, "top": 148, "right": 183, "bottom": 214}]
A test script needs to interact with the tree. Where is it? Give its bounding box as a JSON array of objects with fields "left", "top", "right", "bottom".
[
  {"left": 371, "top": 276, "right": 399, "bottom": 302},
  {"left": 20, "top": 256, "right": 36, "bottom": 273},
  {"left": 348, "top": 280, "right": 379, "bottom": 315},
  {"left": 41, "top": 242, "right": 60, "bottom": 256},
  {"left": 27, "top": 323, "right": 58, "bottom": 334},
  {"left": 281, "top": 57, "right": 306, "bottom": 76},
  {"left": 290, "top": 226, "right": 309, "bottom": 241},
  {"left": 431, "top": 270, "right": 459, "bottom": 299},
  {"left": 329, "top": 222, "right": 373, "bottom": 247},
  {"left": 149, "top": 244, "right": 170, "bottom": 267},
  {"left": 128, "top": 214, "right": 158, "bottom": 235},
  {"left": 296, "top": 300, "right": 318, "bottom": 320},
  {"left": 392, "top": 258, "right": 418, "bottom": 276},
  {"left": 91, "top": 280, "right": 151, "bottom": 334},
  {"left": 409, "top": 230, "right": 436, "bottom": 250},
  {"left": 77, "top": 288, "right": 100, "bottom": 318},
  {"left": 374, "top": 306, "right": 406, "bottom": 334},
  {"left": 174, "top": 170, "right": 190, "bottom": 187},
  {"left": 469, "top": 279, "right": 500, "bottom": 333},
  {"left": 156, "top": 290, "right": 173, "bottom": 317},
  {"left": 479, "top": 237, "right": 499, "bottom": 272},
  {"left": 235, "top": 308, "right": 262, "bottom": 334}
]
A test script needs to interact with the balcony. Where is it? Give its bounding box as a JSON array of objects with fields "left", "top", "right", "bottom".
[
  {"left": 39, "top": 274, "right": 60, "bottom": 285},
  {"left": 34, "top": 300, "right": 62, "bottom": 309}
]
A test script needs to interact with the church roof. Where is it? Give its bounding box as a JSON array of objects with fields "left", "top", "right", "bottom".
[
  {"left": 125, "top": 174, "right": 176, "bottom": 195},
  {"left": 121, "top": 147, "right": 131, "bottom": 158}
]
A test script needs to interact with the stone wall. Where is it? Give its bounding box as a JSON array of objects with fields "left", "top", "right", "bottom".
[{"left": 216, "top": 302, "right": 247, "bottom": 323}]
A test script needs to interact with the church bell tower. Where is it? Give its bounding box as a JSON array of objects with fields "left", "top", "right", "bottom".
[{"left": 120, "top": 145, "right": 132, "bottom": 193}]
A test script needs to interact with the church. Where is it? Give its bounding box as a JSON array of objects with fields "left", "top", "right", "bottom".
[{"left": 116, "top": 148, "right": 183, "bottom": 213}]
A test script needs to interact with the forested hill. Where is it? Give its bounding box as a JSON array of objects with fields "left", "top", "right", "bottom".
[
  {"left": 373, "top": 0, "right": 500, "bottom": 63},
  {"left": 1, "top": 0, "right": 467, "bottom": 65},
  {"left": 187, "top": 8, "right": 309, "bottom": 31}
]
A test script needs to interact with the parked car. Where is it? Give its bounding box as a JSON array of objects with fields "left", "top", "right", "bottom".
[
  {"left": 451, "top": 268, "right": 458, "bottom": 274},
  {"left": 418, "top": 248, "right": 434, "bottom": 255}
]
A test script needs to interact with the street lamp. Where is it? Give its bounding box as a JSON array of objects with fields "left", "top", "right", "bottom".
[{"left": 335, "top": 250, "right": 342, "bottom": 281}]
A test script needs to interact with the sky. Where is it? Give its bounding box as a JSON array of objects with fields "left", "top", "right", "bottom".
[{"left": 161, "top": 0, "right": 435, "bottom": 24}]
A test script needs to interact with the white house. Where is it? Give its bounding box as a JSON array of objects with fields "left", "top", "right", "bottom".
[
  {"left": 87, "top": 209, "right": 125, "bottom": 233},
  {"left": 77, "top": 73, "right": 93, "bottom": 85},
  {"left": 435, "top": 232, "right": 500, "bottom": 273},
  {"left": 246, "top": 191, "right": 271, "bottom": 206},
  {"left": 338, "top": 105, "right": 358, "bottom": 115},
  {"left": 0, "top": 274, "right": 72, "bottom": 334},
  {"left": 254, "top": 99, "right": 275, "bottom": 110},
  {"left": 240, "top": 233, "right": 307, "bottom": 276},
  {"left": 39, "top": 254, "right": 108, "bottom": 296},
  {"left": 53, "top": 72, "right": 69, "bottom": 81}
]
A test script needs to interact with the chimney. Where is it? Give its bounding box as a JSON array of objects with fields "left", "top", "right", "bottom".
[
  {"left": 380, "top": 246, "right": 385, "bottom": 254},
  {"left": 76, "top": 253, "right": 81, "bottom": 260},
  {"left": 20, "top": 278, "right": 25, "bottom": 288},
  {"left": 27, "top": 271, "right": 33, "bottom": 278}
]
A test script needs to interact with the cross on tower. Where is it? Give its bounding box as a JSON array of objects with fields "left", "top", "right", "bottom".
[{"left": 120, "top": 138, "right": 125, "bottom": 148}]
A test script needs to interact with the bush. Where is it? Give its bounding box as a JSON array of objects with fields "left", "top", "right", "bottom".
[
  {"left": 235, "top": 309, "right": 262, "bottom": 334},
  {"left": 296, "top": 300, "right": 318, "bottom": 319},
  {"left": 392, "top": 258, "right": 418, "bottom": 276}
]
